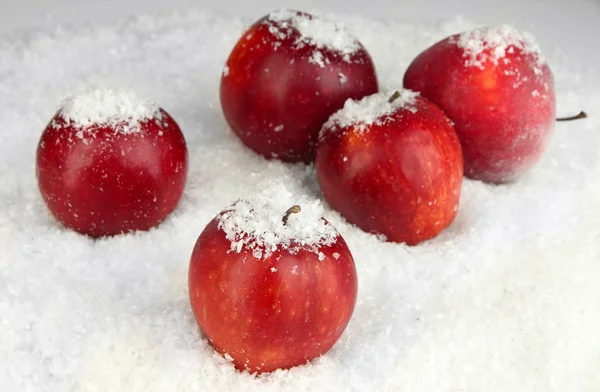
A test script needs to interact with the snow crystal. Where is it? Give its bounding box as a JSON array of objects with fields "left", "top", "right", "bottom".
[
  {"left": 1, "top": 7, "right": 600, "bottom": 392},
  {"left": 266, "top": 9, "right": 361, "bottom": 60},
  {"left": 58, "top": 86, "right": 161, "bottom": 133},
  {"left": 308, "top": 50, "right": 326, "bottom": 67},
  {"left": 217, "top": 181, "right": 338, "bottom": 259},
  {"left": 323, "top": 89, "right": 419, "bottom": 132},
  {"left": 456, "top": 25, "right": 546, "bottom": 70}
]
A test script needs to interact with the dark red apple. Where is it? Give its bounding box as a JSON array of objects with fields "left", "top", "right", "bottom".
[
  {"left": 36, "top": 87, "right": 188, "bottom": 237},
  {"left": 316, "top": 90, "right": 463, "bottom": 245},
  {"left": 403, "top": 25, "right": 556, "bottom": 183},
  {"left": 220, "top": 9, "right": 378, "bottom": 162},
  {"left": 188, "top": 187, "right": 358, "bottom": 373}
]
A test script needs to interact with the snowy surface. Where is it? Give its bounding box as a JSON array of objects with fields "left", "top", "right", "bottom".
[{"left": 1, "top": 9, "right": 599, "bottom": 392}]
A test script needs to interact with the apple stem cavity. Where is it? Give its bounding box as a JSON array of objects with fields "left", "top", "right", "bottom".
[
  {"left": 388, "top": 90, "right": 402, "bottom": 104},
  {"left": 557, "top": 111, "right": 588, "bottom": 122},
  {"left": 282, "top": 205, "right": 302, "bottom": 225}
]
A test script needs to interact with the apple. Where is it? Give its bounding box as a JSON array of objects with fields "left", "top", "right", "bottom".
[
  {"left": 36, "top": 87, "right": 188, "bottom": 237},
  {"left": 403, "top": 25, "right": 556, "bottom": 183},
  {"left": 220, "top": 9, "right": 378, "bottom": 163},
  {"left": 316, "top": 90, "right": 463, "bottom": 245},
  {"left": 188, "top": 186, "right": 358, "bottom": 373}
]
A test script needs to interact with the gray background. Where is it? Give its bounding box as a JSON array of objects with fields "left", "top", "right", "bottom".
[{"left": 0, "top": 0, "right": 599, "bottom": 68}]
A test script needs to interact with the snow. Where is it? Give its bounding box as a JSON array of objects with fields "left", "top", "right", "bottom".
[
  {"left": 217, "top": 181, "right": 338, "bottom": 259},
  {"left": 322, "top": 89, "right": 419, "bottom": 132},
  {"left": 456, "top": 25, "right": 545, "bottom": 70},
  {"left": 266, "top": 9, "right": 361, "bottom": 61},
  {"left": 308, "top": 50, "right": 327, "bottom": 68},
  {"left": 58, "top": 86, "right": 161, "bottom": 133},
  {"left": 1, "top": 8, "right": 600, "bottom": 392}
]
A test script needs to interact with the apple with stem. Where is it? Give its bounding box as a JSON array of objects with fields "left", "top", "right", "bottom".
[
  {"left": 220, "top": 9, "right": 378, "bottom": 162},
  {"left": 188, "top": 185, "right": 358, "bottom": 373},
  {"left": 316, "top": 89, "right": 463, "bottom": 245},
  {"left": 36, "top": 87, "right": 188, "bottom": 237},
  {"left": 403, "top": 25, "right": 558, "bottom": 183}
]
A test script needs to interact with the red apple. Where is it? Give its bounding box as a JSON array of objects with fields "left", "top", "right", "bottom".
[
  {"left": 403, "top": 25, "right": 556, "bottom": 183},
  {"left": 220, "top": 9, "right": 378, "bottom": 163},
  {"left": 36, "top": 87, "right": 188, "bottom": 237},
  {"left": 316, "top": 90, "right": 463, "bottom": 245},
  {"left": 188, "top": 187, "right": 358, "bottom": 373}
]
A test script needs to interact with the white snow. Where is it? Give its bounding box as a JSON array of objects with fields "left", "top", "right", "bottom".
[
  {"left": 456, "top": 25, "right": 545, "bottom": 70},
  {"left": 266, "top": 9, "right": 361, "bottom": 61},
  {"left": 323, "top": 89, "right": 419, "bottom": 132},
  {"left": 217, "top": 181, "right": 338, "bottom": 259},
  {"left": 58, "top": 86, "right": 161, "bottom": 133},
  {"left": 1, "top": 8, "right": 600, "bottom": 392},
  {"left": 308, "top": 50, "right": 326, "bottom": 68}
]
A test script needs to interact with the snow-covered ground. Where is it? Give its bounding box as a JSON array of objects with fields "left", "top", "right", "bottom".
[{"left": 1, "top": 9, "right": 599, "bottom": 392}]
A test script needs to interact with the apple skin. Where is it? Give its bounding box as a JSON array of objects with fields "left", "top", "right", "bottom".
[
  {"left": 36, "top": 109, "right": 188, "bottom": 237},
  {"left": 316, "top": 95, "right": 463, "bottom": 245},
  {"left": 220, "top": 11, "right": 378, "bottom": 163},
  {"left": 188, "top": 215, "right": 358, "bottom": 374},
  {"left": 403, "top": 33, "right": 556, "bottom": 183}
]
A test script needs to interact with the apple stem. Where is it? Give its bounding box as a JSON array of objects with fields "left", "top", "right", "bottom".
[
  {"left": 282, "top": 205, "right": 301, "bottom": 225},
  {"left": 557, "top": 111, "right": 588, "bottom": 122},
  {"left": 388, "top": 91, "right": 401, "bottom": 104}
]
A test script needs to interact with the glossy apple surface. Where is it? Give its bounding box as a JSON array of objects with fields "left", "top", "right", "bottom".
[
  {"left": 316, "top": 91, "right": 463, "bottom": 245},
  {"left": 403, "top": 26, "right": 556, "bottom": 183},
  {"left": 220, "top": 9, "right": 378, "bottom": 162},
  {"left": 36, "top": 108, "right": 188, "bottom": 237},
  {"left": 188, "top": 209, "right": 358, "bottom": 373}
]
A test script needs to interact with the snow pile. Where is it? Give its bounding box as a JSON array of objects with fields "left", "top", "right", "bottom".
[
  {"left": 456, "top": 25, "right": 546, "bottom": 70},
  {"left": 58, "top": 86, "right": 161, "bottom": 133},
  {"left": 266, "top": 9, "right": 361, "bottom": 61},
  {"left": 323, "top": 89, "right": 419, "bottom": 132},
  {"left": 218, "top": 181, "right": 338, "bottom": 259},
  {"left": 0, "top": 8, "right": 599, "bottom": 392}
]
